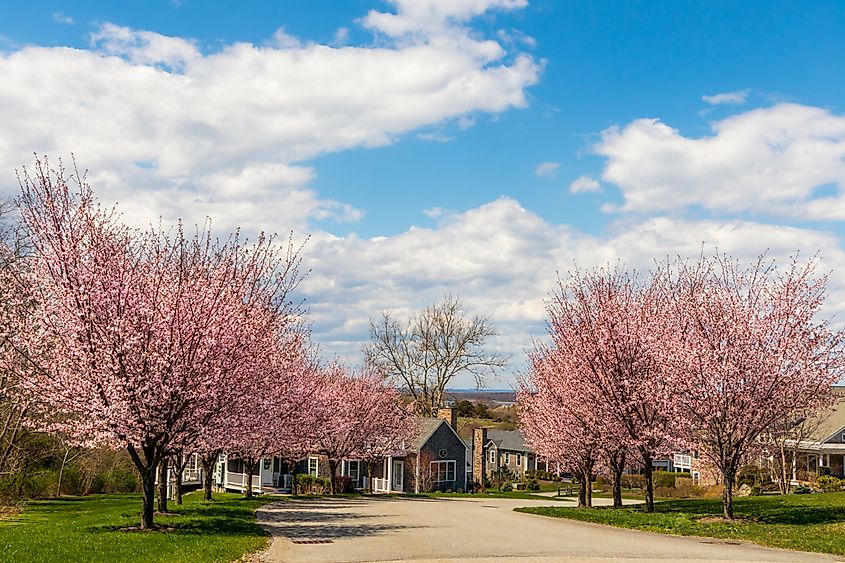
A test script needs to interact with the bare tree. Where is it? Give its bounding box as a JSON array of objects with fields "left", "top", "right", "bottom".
[
  {"left": 762, "top": 407, "right": 830, "bottom": 494},
  {"left": 365, "top": 295, "right": 507, "bottom": 415}
]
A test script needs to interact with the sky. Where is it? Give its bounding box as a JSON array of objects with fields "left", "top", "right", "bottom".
[{"left": 1, "top": 1, "right": 844, "bottom": 388}]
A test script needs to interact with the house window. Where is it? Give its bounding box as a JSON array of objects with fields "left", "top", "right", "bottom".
[
  {"left": 516, "top": 453, "right": 522, "bottom": 466},
  {"left": 504, "top": 452, "right": 510, "bottom": 465},
  {"left": 489, "top": 450, "right": 496, "bottom": 464},
  {"left": 430, "top": 460, "right": 456, "bottom": 483},
  {"left": 308, "top": 456, "right": 319, "bottom": 477},
  {"left": 347, "top": 460, "right": 360, "bottom": 481}
]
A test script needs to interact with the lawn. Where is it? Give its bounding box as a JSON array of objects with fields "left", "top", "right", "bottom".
[
  {"left": 0, "top": 492, "right": 280, "bottom": 563},
  {"left": 516, "top": 492, "right": 845, "bottom": 557}
]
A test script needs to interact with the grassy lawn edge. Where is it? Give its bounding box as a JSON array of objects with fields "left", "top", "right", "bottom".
[
  {"left": 0, "top": 492, "right": 285, "bottom": 563},
  {"left": 514, "top": 493, "right": 845, "bottom": 558}
]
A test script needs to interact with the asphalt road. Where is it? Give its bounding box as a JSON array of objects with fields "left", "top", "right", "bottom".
[{"left": 255, "top": 496, "right": 838, "bottom": 562}]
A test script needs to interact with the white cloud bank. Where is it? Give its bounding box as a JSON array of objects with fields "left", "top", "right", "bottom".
[
  {"left": 595, "top": 103, "right": 845, "bottom": 219},
  {"left": 0, "top": 1, "right": 540, "bottom": 233},
  {"left": 301, "top": 197, "right": 845, "bottom": 382}
]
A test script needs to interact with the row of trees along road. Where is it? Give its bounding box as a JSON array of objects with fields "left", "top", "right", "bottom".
[
  {"left": 519, "top": 257, "right": 844, "bottom": 519},
  {"left": 0, "top": 158, "right": 414, "bottom": 529}
]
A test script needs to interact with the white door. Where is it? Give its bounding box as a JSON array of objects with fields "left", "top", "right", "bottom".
[{"left": 392, "top": 459, "right": 404, "bottom": 491}]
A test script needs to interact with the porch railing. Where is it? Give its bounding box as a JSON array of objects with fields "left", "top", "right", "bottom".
[{"left": 372, "top": 477, "right": 390, "bottom": 493}]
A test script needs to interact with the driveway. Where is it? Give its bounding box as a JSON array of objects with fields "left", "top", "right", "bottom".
[{"left": 255, "top": 496, "right": 837, "bottom": 562}]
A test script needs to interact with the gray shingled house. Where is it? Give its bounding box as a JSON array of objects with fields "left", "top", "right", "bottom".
[{"left": 368, "top": 408, "right": 469, "bottom": 493}]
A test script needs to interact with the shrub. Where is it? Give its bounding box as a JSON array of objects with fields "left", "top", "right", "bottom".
[
  {"left": 652, "top": 471, "right": 677, "bottom": 488},
  {"left": 621, "top": 473, "right": 645, "bottom": 490},
  {"left": 334, "top": 476, "right": 352, "bottom": 494},
  {"left": 817, "top": 475, "right": 843, "bottom": 493},
  {"left": 818, "top": 466, "right": 832, "bottom": 477},
  {"left": 526, "top": 480, "right": 540, "bottom": 492},
  {"left": 793, "top": 484, "right": 813, "bottom": 494},
  {"left": 502, "top": 482, "right": 513, "bottom": 492},
  {"left": 295, "top": 474, "right": 330, "bottom": 495}
]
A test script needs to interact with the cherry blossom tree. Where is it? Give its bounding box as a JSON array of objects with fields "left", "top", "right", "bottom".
[
  {"left": 518, "top": 373, "right": 598, "bottom": 507},
  {"left": 661, "top": 253, "right": 845, "bottom": 519},
  {"left": 538, "top": 267, "right": 677, "bottom": 512},
  {"left": 316, "top": 366, "right": 416, "bottom": 494},
  {"left": 10, "top": 158, "right": 305, "bottom": 529}
]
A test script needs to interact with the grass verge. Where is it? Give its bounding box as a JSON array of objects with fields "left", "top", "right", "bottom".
[
  {"left": 0, "top": 491, "right": 281, "bottom": 563},
  {"left": 516, "top": 492, "right": 845, "bottom": 557}
]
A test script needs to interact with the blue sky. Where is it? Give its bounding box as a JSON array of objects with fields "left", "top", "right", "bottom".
[{"left": 2, "top": 1, "right": 844, "bottom": 386}]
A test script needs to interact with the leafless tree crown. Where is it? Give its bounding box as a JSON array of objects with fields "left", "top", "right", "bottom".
[{"left": 365, "top": 295, "right": 508, "bottom": 415}]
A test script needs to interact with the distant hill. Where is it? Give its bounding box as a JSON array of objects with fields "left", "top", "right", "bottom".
[{"left": 445, "top": 388, "right": 516, "bottom": 405}]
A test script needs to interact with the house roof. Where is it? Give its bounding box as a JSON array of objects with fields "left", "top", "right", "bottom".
[
  {"left": 807, "top": 388, "right": 845, "bottom": 443},
  {"left": 408, "top": 418, "right": 462, "bottom": 452},
  {"left": 486, "top": 429, "right": 533, "bottom": 453}
]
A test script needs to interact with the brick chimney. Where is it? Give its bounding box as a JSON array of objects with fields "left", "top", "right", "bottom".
[
  {"left": 472, "top": 427, "right": 487, "bottom": 488},
  {"left": 437, "top": 406, "right": 458, "bottom": 430}
]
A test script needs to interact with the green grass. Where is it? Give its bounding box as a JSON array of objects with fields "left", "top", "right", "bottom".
[
  {"left": 516, "top": 492, "right": 845, "bottom": 557},
  {"left": 0, "top": 492, "right": 281, "bottom": 563}
]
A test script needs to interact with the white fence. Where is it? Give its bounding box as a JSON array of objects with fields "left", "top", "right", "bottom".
[{"left": 372, "top": 477, "right": 390, "bottom": 493}]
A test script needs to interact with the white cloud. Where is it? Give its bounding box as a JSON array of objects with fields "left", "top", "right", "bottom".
[
  {"left": 333, "top": 27, "right": 350, "bottom": 45},
  {"left": 417, "top": 132, "right": 454, "bottom": 143},
  {"left": 423, "top": 206, "right": 445, "bottom": 218},
  {"left": 52, "top": 12, "right": 74, "bottom": 25},
  {"left": 363, "top": 0, "right": 528, "bottom": 39},
  {"left": 270, "top": 27, "right": 302, "bottom": 49},
  {"left": 594, "top": 103, "right": 845, "bottom": 219},
  {"left": 299, "top": 197, "right": 845, "bottom": 384},
  {"left": 0, "top": 8, "right": 540, "bottom": 234},
  {"left": 569, "top": 175, "right": 601, "bottom": 194},
  {"left": 702, "top": 89, "right": 750, "bottom": 105},
  {"left": 534, "top": 161, "right": 559, "bottom": 178}
]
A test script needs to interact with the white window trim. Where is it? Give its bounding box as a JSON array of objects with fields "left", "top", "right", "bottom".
[
  {"left": 504, "top": 452, "right": 510, "bottom": 465},
  {"left": 430, "top": 460, "right": 456, "bottom": 483},
  {"left": 308, "top": 456, "right": 319, "bottom": 477},
  {"left": 347, "top": 459, "right": 360, "bottom": 480},
  {"left": 489, "top": 450, "right": 495, "bottom": 464}
]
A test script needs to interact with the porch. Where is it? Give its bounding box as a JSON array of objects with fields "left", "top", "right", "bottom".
[
  {"left": 372, "top": 456, "right": 405, "bottom": 493},
  {"left": 222, "top": 455, "right": 294, "bottom": 493},
  {"left": 792, "top": 445, "right": 845, "bottom": 482}
]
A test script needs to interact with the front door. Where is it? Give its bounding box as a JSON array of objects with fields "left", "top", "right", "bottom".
[{"left": 392, "top": 459, "right": 404, "bottom": 491}]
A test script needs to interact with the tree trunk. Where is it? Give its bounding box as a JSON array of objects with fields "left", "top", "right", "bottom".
[
  {"left": 722, "top": 466, "right": 735, "bottom": 519},
  {"left": 642, "top": 451, "right": 655, "bottom": 513},
  {"left": 290, "top": 461, "right": 299, "bottom": 496},
  {"left": 577, "top": 473, "right": 587, "bottom": 507},
  {"left": 609, "top": 450, "right": 625, "bottom": 509},
  {"left": 243, "top": 458, "right": 256, "bottom": 499},
  {"left": 127, "top": 442, "right": 159, "bottom": 530},
  {"left": 367, "top": 462, "right": 374, "bottom": 494},
  {"left": 173, "top": 452, "right": 184, "bottom": 506},
  {"left": 328, "top": 459, "right": 339, "bottom": 495},
  {"left": 56, "top": 447, "right": 71, "bottom": 497},
  {"left": 777, "top": 447, "right": 789, "bottom": 495},
  {"left": 200, "top": 450, "right": 219, "bottom": 501},
  {"left": 157, "top": 456, "right": 169, "bottom": 513},
  {"left": 585, "top": 472, "right": 593, "bottom": 507}
]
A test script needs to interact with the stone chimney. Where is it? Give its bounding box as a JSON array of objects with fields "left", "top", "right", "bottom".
[
  {"left": 472, "top": 427, "right": 487, "bottom": 488},
  {"left": 436, "top": 406, "right": 458, "bottom": 430}
]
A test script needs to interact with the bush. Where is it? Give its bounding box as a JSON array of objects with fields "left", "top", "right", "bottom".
[
  {"left": 334, "top": 476, "right": 352, "bottom": 494},
  {"left": 817, "top": 475, "right": 843, "bottom": 493},
  {"left": 501, "top": 482, "right": 513, "bottom": 492},
  {"left": 295, "top": 474, "right": 331, "bottom": 495},
  {"left": 793, "top": 484, "right": 813, "bottom": 494},
  {"left": 818, "top": 466, "right": 832, "bottom": 477},
  {"left": 526, "top": 480, "right": 540, "bottom": 492},
  {"left": 652, "top": 471, "right": 677, "bottom": 488},
  {"left": 621, "top": 473, "right": 645, "bottom": 490}
]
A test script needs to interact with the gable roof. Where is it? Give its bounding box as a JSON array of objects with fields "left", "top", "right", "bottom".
[
  {"left": 486, "top": 429, "right": 533, "bottom": 453},
  {"left": 408, "top": 418, "right": 467, "bottom": 452},
  {"left": 807, "top": 387, "right": 845, "bottom": 443}
]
